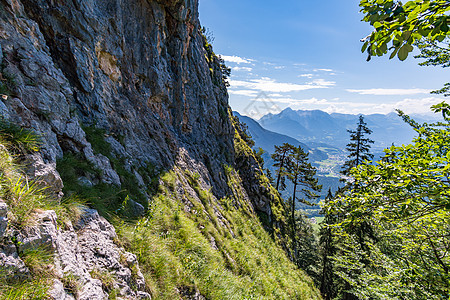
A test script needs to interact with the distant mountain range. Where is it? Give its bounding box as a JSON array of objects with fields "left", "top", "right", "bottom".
[
  {"left": 258, "top": 108, "right": 435, "bottom": 150},
  {"left": 233, "top": 108, "right": 440, "bottom": 215},
  {"left": 233, "top": 111, "right": 328, "bottom": 161},
  {"left": 233, "top": 111, "right": 341, "bottom": 212}
]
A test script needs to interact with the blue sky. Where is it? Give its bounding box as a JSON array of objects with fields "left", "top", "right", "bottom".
[{"left": 199, "top": 0, "right": 448, "bottom": 118}]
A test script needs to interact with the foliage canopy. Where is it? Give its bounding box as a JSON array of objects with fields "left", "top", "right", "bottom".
[
  {"left": 360, "top": 0, "right": 450, "bottom": 60},
  {"left": 323, "top": 104, "right": 450, "bottom": 299}
]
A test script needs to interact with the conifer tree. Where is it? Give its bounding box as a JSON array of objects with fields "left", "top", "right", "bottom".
[
  {"left": 340, "top": 116, "right": 376, "bottom": 261},
  {"left": 341, "top": 115, "right": 374, "bottom": 177},
  {"left": 287, "top": 146, "right": 322, "bottom": 261},
  {"left": 271, "top": 143, "right": 294, "bottom": 191}
]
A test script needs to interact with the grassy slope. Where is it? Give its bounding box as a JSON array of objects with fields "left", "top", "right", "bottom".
[
  {"left": 56, "top": 117, "right": 321, "bottom": 298},
  {"left": 0, "top": 122, "right": 322, "bottom": 298},
  {"left": 118, "top": 166, "right": 320, "bottom": 299},
  {"left": 113, "top": 116, "right": 321, "bottom": 299}
]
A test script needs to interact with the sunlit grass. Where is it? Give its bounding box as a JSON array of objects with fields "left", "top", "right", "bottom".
[{"left": 118, "top": 170, "right": 321, "bottom": 300}]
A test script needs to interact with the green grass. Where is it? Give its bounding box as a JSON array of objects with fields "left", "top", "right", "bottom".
[
  {"left": 0, "top": 118, "right": 40, "bottom": 154},
  {"left": 56, "top": 152, "right": 120, "bottom": 216},
  {"left": 0, "top": 127, "right": 88, "bottom": 299},
  {"left": 63, "top": 125, "right": 152, "bottom": 213},
  {"left": 0, "top": 120, "right": 321, "bottom": 299},
  {"left": 0, "top": 137, "right": 52, "bottom": 228},
  {"left": 0, "top": 68, "right": 17, "bottom": 98},
  {"left": 117, "top": 169, "right": 321, "bottom": 299}
]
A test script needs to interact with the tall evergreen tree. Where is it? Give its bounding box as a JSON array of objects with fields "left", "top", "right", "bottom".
[
  {"left": 271, "top": 143, "right": 294, "bottom": 191},
  {"left": 287, "top": 146, "right": 322, "bottom": 261},
  {"left": 341, "top": 115, "right": 374, "bottom": 177},
  {"left": 338, "top": 116, "right": 377, "bottom": 286}
]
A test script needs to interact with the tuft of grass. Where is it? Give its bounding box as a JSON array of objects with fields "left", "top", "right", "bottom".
[
  {"left": 56, "top": 152, "right": 120, "bottom": 217},
  {"left": 61, "top": 273, "right": 81, "bottom": 297},
  {"left": 21, "top": 246, "right": 55, "bottom": 278},
  {"left": 0, "top": 150, "right": 53, "bottom": 227},
  {"left": 0, "top": 118, "right": 40, "bottom": 154},
  {"left": 0, "top": 278, "right": 49, "bottom": 300},
  {"left": 90, "top": 267, "right": 116, "bottom": 294},
  {"left": 81, "top": 126, "right": 111, "bottom": 156},
  {"left": 54, "top": 195, "right": 88, "bottom": 229}
]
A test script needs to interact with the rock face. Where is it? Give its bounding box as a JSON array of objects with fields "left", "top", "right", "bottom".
[
  {"left": 0, "top": 0, "right": 233, "bottom": 198},
  {"left": 2, "top": 205, "right": 150, "bottom": 299},
  {"left": 0, "top": 0, "right": 277, "bottom": 297}
]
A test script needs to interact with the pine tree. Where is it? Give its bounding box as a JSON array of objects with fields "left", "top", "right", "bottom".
[
  {"left": 287, "top": 146, "right": 322, "bottom": 262},
  {"left": 340, "top": 116, "right": 376, "bottom": 261},
  {"left": 341, "top": 115, "right": 374, "bottom": 177},
  {"left": 271, "top": 143, "right": 294, "bottom": 191}
]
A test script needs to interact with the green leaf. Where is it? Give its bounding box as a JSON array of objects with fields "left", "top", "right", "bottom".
[
  {"left": 436, "top": 34, "right": 446, "bottom": 42},
  {"left": 397, "top": 43, "right": 413, "bottom": 61},
  {"left": 401, "top": 31, "right": 411, "bottom": 40},
  {"left": 380, "top": 42, "right": 388, "bottom": 53},
  {"left": 374, "top": 21, "right": 383, "bottom": 29},
  {"left": 361, "top": 41, "right": 369, "bottom": 53},
  {"left": 440, "top": 21, "right": 449, "bottom": 32}
]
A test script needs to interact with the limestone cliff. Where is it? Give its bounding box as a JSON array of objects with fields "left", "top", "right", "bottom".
[
  {"left": 0, "top": 0, "right": 321, "bottom": 298},
  {"left": 1, "top": 0, "right": 233, "bottom": 195}
]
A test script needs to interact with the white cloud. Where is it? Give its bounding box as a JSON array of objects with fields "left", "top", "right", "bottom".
[
  {"left": 322, "top": 97, "right": 444, "bottom": 115},
  {"left": 314, "top": 68, "right": 334, "bottom": 72},
  {"left": 246, "top": 96, "right": 442, "bottom": 115},
  {"left": 392, "top": 97, "right": 444, "bottom": 114},
  {"left": 311, "top": 78, "right": 335, "bottom": 87},
  {"left": 274, "top": 66, "right": 285, "bottom": 70},
  {"left": 229, "top": 77, "right": 335, "bottom": 93},
  {"left": 220, "top": 55, "right": 254, "bottom": 64},
  {"left": 298, "top": 74, "right": 314, "bottom": 78},
  {"left": 232, "top": 66, "right": 253, "bottom": 72},
  {"left": 228, "top": 89, "right": 259, "bottom": 97},
  {"left": 268, "top": 93, "right": 284, "bottom": 98},
  {"left": 346, "top": 88, "right": 431, "bottom": 96}
]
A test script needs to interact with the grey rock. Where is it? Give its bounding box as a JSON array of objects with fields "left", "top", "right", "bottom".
[
  {"left": 10, "top": 207, "right": 150, "bottom": 299},
  {"left": 134, "top": 169, "right": 146, "bottom": 187},
  {"left": 48, "top": 279, "right": 74, "bottom": 300},
  {"left": 78, "top": 279, "right": 105, "bottom": 300},
  {"left": 17, "top": 210, "right": 59, "bottom": 252},
  {"left": 104, "top": 136, "right": 126, "bottom": 157},
  {"left": 77, "top": 176, "right": 93, "bottom": 187},
  {"left": 83, "top": 147, "right": 121, "bottom": 186},
  {"left": 123, "top": 198, "right": 146, "bottom": 218},
  {"left": 0, "top": 245, "right": 29, "bottom": 279},
  {"left": 0, "top": 100, "right": 10, "bottom": 119},
  {"left": 137, "top": 291, "right": 152, "bottom": 299},
  {"left": 23, "top": 152, "right": 64, "bottom": 197},
  {"left": 0, "top": 201, "right": 7, "bottom": 238}
]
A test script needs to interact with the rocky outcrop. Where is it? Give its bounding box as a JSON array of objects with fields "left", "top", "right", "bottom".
[
  {"left": 1, "top": 202, "right": 150, "bottom": 299},
  {"left": 0, "top": 0, "right": 233, "bottom": 197}
]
